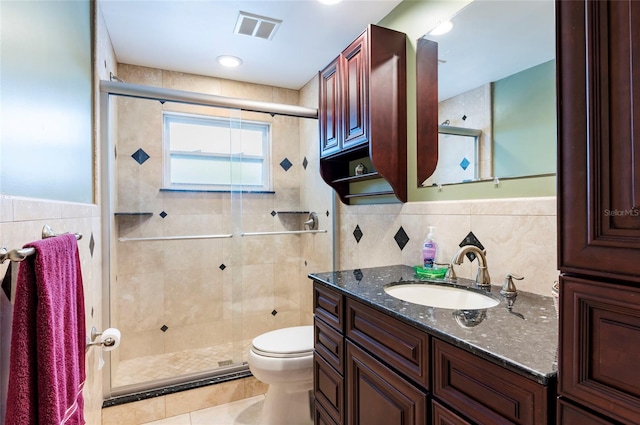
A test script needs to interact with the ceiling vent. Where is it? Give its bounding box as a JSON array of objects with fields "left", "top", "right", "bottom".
[{"left": 234, "top": 11, "right": 282, "bottom": 40}]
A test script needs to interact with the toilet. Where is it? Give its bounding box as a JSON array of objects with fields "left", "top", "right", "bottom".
[{"left": 248, "top": 325, "right": 314, "bottom": 425}]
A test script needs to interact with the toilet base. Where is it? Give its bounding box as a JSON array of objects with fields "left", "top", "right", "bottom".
[{"left": 260, "top": 383, "right": 313, "bottom": 425}]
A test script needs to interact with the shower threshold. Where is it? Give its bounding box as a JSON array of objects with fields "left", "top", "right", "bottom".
[{"left": 104, "top": 363, "right": 252, "bottom": 408}]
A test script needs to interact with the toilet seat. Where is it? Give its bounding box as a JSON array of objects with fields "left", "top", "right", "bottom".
[{"left": 251, "top": 325, "right": 313, "bottom": 358}]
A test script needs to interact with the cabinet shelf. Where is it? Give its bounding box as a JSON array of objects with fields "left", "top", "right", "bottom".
[
  {"left": 344, "top": 190, "right": 395, "bottom": 199},
  {"left": 332, "top": 172, "right": 380, "bottom": 184}
]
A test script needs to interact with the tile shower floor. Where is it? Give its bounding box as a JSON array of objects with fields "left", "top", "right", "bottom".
[
  {"left": 113, "top": 341, "right": 253, "bottom": 387},
  {"left": 139, "top": 395, "right": 265, "bottom": 425}
]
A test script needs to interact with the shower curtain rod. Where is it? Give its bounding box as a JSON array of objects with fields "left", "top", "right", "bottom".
[{"left": 100, "top": 80, "right": 318, "bottom": 119}]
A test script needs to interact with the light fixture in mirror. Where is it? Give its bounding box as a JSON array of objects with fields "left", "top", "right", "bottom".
[{"left": 417, "top": 0, "right": 556, "bottom": 187}]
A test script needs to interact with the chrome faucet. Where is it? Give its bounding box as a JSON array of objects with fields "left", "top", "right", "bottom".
[{"left": 450, "top": 245, "right": 491, "bottom": 288}]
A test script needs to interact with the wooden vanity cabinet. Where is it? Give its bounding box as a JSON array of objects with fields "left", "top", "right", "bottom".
[
  {"left": 557, "top": 1, "right": 640, "bottom": 423},
  {"left": 312, "top": 281, "right": 554, "bottom": 425},
  {"left": 318, "top": 24, "right": 408, "bottom": 204}
]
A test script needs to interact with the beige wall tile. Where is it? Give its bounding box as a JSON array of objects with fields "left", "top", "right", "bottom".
[
  {"left": 244, "top": 377, "right": 268, "bottom": 398},
  {"left": 165, "top": 378, "right": 245, "bottom": 417},
  {"left": 102, "top": 397, "right": 166, "bottom": 425}
]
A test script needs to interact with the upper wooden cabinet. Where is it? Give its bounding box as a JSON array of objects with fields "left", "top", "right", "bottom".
[
  {"left": 558, "top": 0, "right": 640, "bottom": 282},
  {"left": 319, "top": 24, "right": 407, "bottom": 204}
]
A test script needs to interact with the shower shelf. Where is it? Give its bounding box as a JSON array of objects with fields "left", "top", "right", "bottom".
[
  {"left": 275, "top": 211, "right": 310, "bottom": 214},
  {"left": 114, "top": 212, "right": 153, "bottom": 217}
]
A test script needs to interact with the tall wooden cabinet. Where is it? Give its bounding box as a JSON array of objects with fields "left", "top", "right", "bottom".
[
  {"left": 557, "top": 1, "right": 640, "bottom": 424},
  {"left": 318, "top": 24, "right": 408, "bottom": 204}
]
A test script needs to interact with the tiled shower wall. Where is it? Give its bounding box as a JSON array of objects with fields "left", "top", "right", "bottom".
[{"left": 111, "top": 65, "right": 333, "bottom": 374}]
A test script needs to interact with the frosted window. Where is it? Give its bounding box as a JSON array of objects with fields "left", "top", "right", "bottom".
[
  {"left": 0, "top": 1, "right": 93, "bottom": 203},
  {"left": 164, "top": 113, "right": 271, "bottom": 191}
]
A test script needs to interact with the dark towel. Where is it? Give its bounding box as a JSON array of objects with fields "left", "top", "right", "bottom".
[{"left": 5, "top": 234, "right": 86, "bottom": 425}]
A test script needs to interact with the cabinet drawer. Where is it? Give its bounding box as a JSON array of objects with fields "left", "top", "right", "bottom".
[
  {"left": 347, "top": 341, "right": 427, "bottom": 425},
  {"left": 433, "top": 338, "right": 550, "bottom": 425},
  {"left": 557, "top": 399, "right": 615, "bottom": 425},
  {"left": 346, "top": 298, "right": 429, "bottom": 388},
  {"left": 315, "top": 401, "right": 339, "bottom": 425},
  {"left": 314, "top": 353, "right": 344, "bottom": 425},
  {"left": 432, "top": 399, "right": 472, "bottom": 425},
  {"left": 315, "top": 316, "right": 344, "bottom": 373},
  {"left": 314, "top": 282, "right": 344, "bottom": 332},
  {"left": 559, "top": 276, "right": 640, "bottom": 425}
]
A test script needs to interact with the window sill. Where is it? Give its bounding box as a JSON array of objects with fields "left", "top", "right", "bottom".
[{"left": 160, "top": 188, "right": 275, "bottom": 194}]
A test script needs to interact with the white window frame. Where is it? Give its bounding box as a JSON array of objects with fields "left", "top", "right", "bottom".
[{"left": 162, "top": 112, "right": 272, "bottom": 191}]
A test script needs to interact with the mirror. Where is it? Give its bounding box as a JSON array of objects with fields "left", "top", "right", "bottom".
[{"left": 418, "top": 0, "right": 556, "bottom": 187}]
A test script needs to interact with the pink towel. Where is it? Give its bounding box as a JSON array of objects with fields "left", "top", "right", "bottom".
[{"left": 5, "top": 234, "right": 86, "bottom": 425}]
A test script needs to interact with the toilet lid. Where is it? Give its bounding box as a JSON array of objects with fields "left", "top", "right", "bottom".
[{"left": 251, "top": 325, "right": 314, "bottom": 357}]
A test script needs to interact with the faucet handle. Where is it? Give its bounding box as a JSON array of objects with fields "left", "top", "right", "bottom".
[
  {"left": 501, "top": 274, "right": 523, "bottom": 310},
  {"left": 435, "top": 262, "right": 457, "bottom": 281},
  {"left": 501, "top": 273, "right": 523, "bottom": 294}
]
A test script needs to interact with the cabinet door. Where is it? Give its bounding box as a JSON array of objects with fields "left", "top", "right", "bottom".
[
  {"left": 346, "top": 342, "right": 426, "bottom": 425},
  {"left": 559, "top": 276, "right": 640, "bottom": 424},
  {"left": 315, "top": 353, "right": 344, "bottom": 425},
  {"left": 341, "top": 32, "right": 368, "bottom": 151},
  {"left": 432, "top": 400, "right": 472, "bottom": 425},
  {"left": 319, "top": 57, "right": 341, "bottom": 158},
  {"left": 557, "top": 0, "right": 640, "bottom": 281},
  {"left": 557, "top": 399, "right": 616, "bottom": 425}
]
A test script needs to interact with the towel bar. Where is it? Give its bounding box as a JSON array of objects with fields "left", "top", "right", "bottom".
[{"left": 0, "top": 225, "right": 83, "bottom": 264}]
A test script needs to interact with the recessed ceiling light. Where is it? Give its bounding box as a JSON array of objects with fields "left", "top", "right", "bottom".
[
  {"left": 317, "top": 0, "right": 343, "bottom": 5},
  {"left": 217, "top": 55, "right": 243, "bottom": 68},
  {"left": 429, "top": 20, "right": 453, "bottom": 36}
]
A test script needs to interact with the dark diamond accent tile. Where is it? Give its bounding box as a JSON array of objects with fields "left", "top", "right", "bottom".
[
  {"left": 271, "top": 210, "right": 277, "bottom": 217},
  {"left": 91, "top": 307, "right": 94, "bottom": 318},
  {"left": 280, "top": 157, "right": 293, "bottom": 171},
  {"left": 89, "top": 233, "right": 95, "bottom": 257},
  {"left": 353, "top": 225, "right": 363, "bottom": 243},
  {"left": 271, "top": 310, "right": 278, "bottom": 316},
  {"left": 326, "top": 210, "right": 330, "bottom": 217},
  {"left": 159, "top": 211, "right": 168, "bottom": 219},
  {"left": 303, "top": 157, "right": 308, "bottom": 170},
  {"left": 304, "top": 260, "right": 308, "bottom": 266},
  {"left": 219, "top": 264, "right": 226, "bottom": 271},
  {"left": 354, "top": 269, "right": 363, "bottom": 282},
  {"left": 132, "top": 148, "right": 150, "bottom": 165},
  {"left": 462, "top": 114, "right": 468, "bottom": 121},
  {"left": 459, "top": 231, "right": 485, "bottom": 262},
  {"left": 394, "top": 226, "right": 410, "bottom": 251},
  {"left": 160, "top": 325, "right": 168, "bottom": 332}
]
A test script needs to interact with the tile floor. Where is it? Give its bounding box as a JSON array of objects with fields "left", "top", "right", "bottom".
[{"left": 140, "top": 395, "right": 265, "bottom": 425}]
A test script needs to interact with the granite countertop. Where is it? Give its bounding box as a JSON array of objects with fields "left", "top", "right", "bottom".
[{"left": 308, "top": 264, "right": 558, "bottom": 385}]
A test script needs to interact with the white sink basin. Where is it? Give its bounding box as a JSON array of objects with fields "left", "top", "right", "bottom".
[{"left": 384, "top": 283, "right": 500, "bottom": 310}]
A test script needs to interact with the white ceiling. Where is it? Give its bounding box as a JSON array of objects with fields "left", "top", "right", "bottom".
[
  {"left": 425, "top": 0, "right": 555, "bottom": 101},
  {"left": 99, "top": 0, "right": 403, "bottom": 90},
  {"left": 99, "top": 0, "right": 555, "bottom": 98}
]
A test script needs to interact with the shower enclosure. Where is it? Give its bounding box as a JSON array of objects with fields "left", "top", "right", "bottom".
[{"left": 100, "top": 68, "right": 333, "bottom": 398}]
